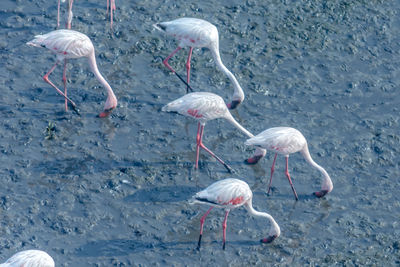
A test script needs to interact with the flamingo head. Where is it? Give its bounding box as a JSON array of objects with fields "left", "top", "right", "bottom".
[
  {"left": 260, "top": 221, "right": 280, "bottom": 244},
  {"left": 314, "top": 173, "right": 333, "bottom": 197},
  {"left": 313, "top": 190, "right": 329, "bottom": 198},
  {"left": 99, "top": 94, "right": 117, "bottom": 118},
  {"left": 226, "top": 99, "right": 242, "bottom": 110},
  {"left": 244, "top": 147, "right": 266, "bottom": 165}
]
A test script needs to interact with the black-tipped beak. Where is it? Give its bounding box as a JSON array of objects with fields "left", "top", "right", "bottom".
[
  {"left": 227, "top": 100, "right": 241, "bottom": 110},
  {"left": 313, "top": 190, "right": 329, "bottom": 198},
  {"left": 260, "top": 234, "right": 278, "bottom": 244}
]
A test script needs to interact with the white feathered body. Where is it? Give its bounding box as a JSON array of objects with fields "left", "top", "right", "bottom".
[
  {"left": 26, "top": 30, "right": 94, "bottom": 61},
  {"left": 0, "top": 250, "right": 54, "bottom": 267},
  {"left": 154, "top": 18, "right": 219, "bottom": 49},
  {"left": 245, "top": 127, "right": 307, "bottom": 156},
  {"left": 189, "top": 178, "right": 252, "bottom": 209},
  {"left": 162, "top": 92, "right": 230, "bottom": 125}
]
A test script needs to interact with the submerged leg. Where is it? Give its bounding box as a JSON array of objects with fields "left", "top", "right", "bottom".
[
  {"left": 267, "top": 153, "right": 278, "bottom": 194},
  {"left": 197, "top": 207, "right": 213, "bottom": 250},
  {"left": 222, "top": 210, "right": 230, "bottom": 250},
  {"left": 284, "top": 156, "right": 299, "bottom": 201},
  {"left": 198, "top": 125, "right": 233, "bottom": 172}
]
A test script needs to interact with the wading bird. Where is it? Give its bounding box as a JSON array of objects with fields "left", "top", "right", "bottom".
[
  {"left": 0, "top": 250, "right": 54, "bottom": 267},
  {"left": 154, "top": 18, "right": 245, "bottom": 109},
  {"left": 27, "top": 29, "right": 117, "bottom": 117},
  {"left": 189, "top": 178, "right": 280, "bottom": 250},
  {"left": 162, "top": 92, "right": 266, "bottom": 172},
  {"left": 57, "top": 0, "right": 116, "bottom": 29},
  {"left": 245, "top": 127, "right": 333, "bottom": 200}
]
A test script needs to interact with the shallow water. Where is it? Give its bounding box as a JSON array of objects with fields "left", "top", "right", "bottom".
[{"left": 0, "top": 0, "right": 399, "bottom": 266}]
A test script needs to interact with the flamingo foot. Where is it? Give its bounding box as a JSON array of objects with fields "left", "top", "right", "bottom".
[
  {"left": 69, "top": 103, "right": 81, "bottom": 116},
  {"left": 98, "top": 107, "right": 115, "bottom": 118},
  {"left": 197, "top": 234, "right": 202, "bottom": 250},
  {"left": 244, "top": 155, "right": 263, "bottom": 165},
  {"left": 226, "top": 100, "right": 241, "bottom": 110},
  {"left": 260, "top": 234, "right": 278, "bottom": 243},
  {"left": 313, "top": 190, "right": 329, "bottom": 198},
  {"left": 224, "top": 163, "right": 234, "bottom": 173}
]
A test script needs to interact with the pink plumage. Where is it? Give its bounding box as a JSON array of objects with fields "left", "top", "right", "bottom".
[
  {"left": 154, "top": 18, "right": 245, "bottom": 109},
  {"left": 0, "top": 250, "right": 54, "bottom": 267},
  {"left": 189, "top": 178, "right": 280, "bottom": 250},
  {"left": 27, "top": 29, "right": 117, "bottom": 117},
  {"left": 245, "top": 127, "right": 334, "bottom": 199},
  {"left": 162, "top": 92, "right": 266, "bottom": 171}
]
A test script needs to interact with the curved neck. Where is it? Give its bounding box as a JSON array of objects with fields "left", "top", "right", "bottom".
[
  {"left": 87, "top": 51, "right": 116, "bottom": 108},
  {"left": 301, "top": 145, "right": 333, "bottom": 193},
  {"left": 225, "top": 112, "right": 254, "bottom": 138},
  {"left": 209, "top": 45, "right": 244, "bottom": 102},
  {"left": 225, "top": 113, "right": 266, "bottom": 157},
  {"left": 245, "top": 201, "right": 280, "bottom": 237}
]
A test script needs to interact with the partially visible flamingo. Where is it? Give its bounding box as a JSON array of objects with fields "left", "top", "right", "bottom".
[
  {"left": 57, "top": 0, "right": 73, "bottom": 29},
  {"left": 26, "top": 29, "right": 117, "bottom": 117},
  {"left": 154, "top": 18, "right": 245, "bottom": 109},
  {"left": 189, "top": 178, "right": 280, "bottom": 250},
  {"left": 162, "top": 92, "right": 266, "bottom": 172},
  {"left": 0, "top": 250, "right": 55, "bottom": 267},
  {"left": 56, "top": 0, "right": 116, "bottom": 30},
  {"left": 245, "top": 127, "right": 333, "bottom": 200}
]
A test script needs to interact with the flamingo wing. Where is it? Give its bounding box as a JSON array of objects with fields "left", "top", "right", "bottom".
[
  {"left": 162, "top": 92, "right": 228, "bottom": 121},
  {"left": 245, "top": 127, "right": 306, "bottom": 154},
  {"left": 190, "top": 178, "right": 251, "bottom": 208},
  {"left": 27, "top": 30, "right": 94, "bottom": 59}
]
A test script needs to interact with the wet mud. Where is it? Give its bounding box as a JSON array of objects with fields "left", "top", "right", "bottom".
[{"left": 0, "top": 0, "right": 399, "bottom": 266}]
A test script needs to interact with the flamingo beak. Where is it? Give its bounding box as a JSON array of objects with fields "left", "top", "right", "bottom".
[
  {"left": 98, "top": 107, "right": 115, "bottom": 118},
  {"left": 226, "top": 100, "right": 241, "bottom": 110},
  {"left": 260, "top": 234, "right": 278, "bottom": 244},
  {"left": 244, "top": 154, "right": 263, "bottom": 165},
  {"left": 313, "top": 190, "right": 329, "bottom": 198}
]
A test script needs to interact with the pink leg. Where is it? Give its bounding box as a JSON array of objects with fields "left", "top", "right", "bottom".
[
  {"left": 43, "top": 61, "right": 78, "bottom": 112},
  {"left": 195, "top": 123, "right": 201, "bottom": 169},
  {"left": 163, "top": 46, "right": 182, "bottom": 73},
  {"left": 267, "top": 153, "right": 278, "bottom": 194},
  {"left": 185, "top": 47, "right": 193, "bottom": 91},
  {"left": 106, "top": 0, "right": 109, "bottom": 16},
  {"left": 222, "top": 210, "right": 230, "bottom": 250},
  {"left": 162, "top": 46, "right": 193, "bottom": 92},
  {"left": 197, "top": 125, "right": 233, "bottom": 172},
  {"left": 62, "top": 59, "right": 68, "bottom": 111},
  {"left": 197, "top": 206, "right": 213, "bottom": 250},
  {"left": 66, "top": 0, "right": 73, "bottom": 29},
  {"left": 110, "top": 0, "right": 115, "bottom": 29},
  {"left": 284, "top": 156, "right": 299, "bottom": 201},
  {"left": 57, "top": 0, "right": 61, "bottom": 28}
]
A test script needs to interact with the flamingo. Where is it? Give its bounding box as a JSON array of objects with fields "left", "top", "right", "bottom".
[
  {"left": 154, "top": 18, "right": 245, "bottom": 109},
  {"left": 162, "top": 92, "right": 266, "bottom": 172},
  {"left": 245, "top": 127, "right": 333, "bottom": 200},
  {"left": 56, "top": 0, "right": 116, "bottom": 29},
  {"left": 189, "top": 178, "right": 280, "bottom": 250},
  {"left": 26, "top": 29, "right": 117, "bottom": 117},
  {"left": 0, "top": 250, "right": 54, "bottom": 267}
]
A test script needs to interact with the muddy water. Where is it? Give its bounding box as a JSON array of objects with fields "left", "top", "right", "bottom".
[{"left": 0, "top": 0, "right": 399, "bottom": 266}]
